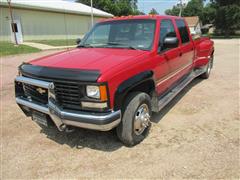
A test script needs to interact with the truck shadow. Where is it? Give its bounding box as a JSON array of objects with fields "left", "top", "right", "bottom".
[
  {"left": 40, "top": 78, "right": 203, "bottom": 151},
  {"left": 151, "top": 78, "right": 203, "bottom": 123},
  {"left": 40, "top": 127, "right": 123, "bottom": 152}
]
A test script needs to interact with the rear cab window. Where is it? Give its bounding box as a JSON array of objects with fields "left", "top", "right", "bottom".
[{"left": 175, "top": 19, "right": 190, "bottom": 44}]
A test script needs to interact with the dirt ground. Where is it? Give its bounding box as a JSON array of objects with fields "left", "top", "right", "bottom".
[{"left": 1, "top": 39, "right": 239, "bottom": 179}]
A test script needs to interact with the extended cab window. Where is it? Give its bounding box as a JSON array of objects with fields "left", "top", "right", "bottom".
[
  {"left": 175, "top": 19, "right": 190, "bottom": 44},
  {"left": 81, "top": 19, "right": 156, "bottom": 50},
  {"left": 159, "top": 19, "right": 177, "bottom": 51}
]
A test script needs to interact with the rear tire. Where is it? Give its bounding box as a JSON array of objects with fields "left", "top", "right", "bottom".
[
  {"left": 116, "top": 92, "right": 152, "bottom": 146},
  {"left": 200, "top": 55, "right": 213, "bottom": 79}
]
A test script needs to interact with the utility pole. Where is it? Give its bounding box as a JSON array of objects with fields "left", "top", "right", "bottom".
[
  {"left": 90, "top": 0, "right": 94, "bottom": 27},
  {"left": 7, "top": 0, "right": 18, "bottom": 45},
  {"left": 179, "top": 0, "right": 183, "bottom": 17}
]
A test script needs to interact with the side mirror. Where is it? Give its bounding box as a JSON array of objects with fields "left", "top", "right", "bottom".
[
  {"left": 163, "top": 37, "right": 179, "bottom": 49},
  {"left": 76, "top": 38, "right": 81, "bottom": 45}
]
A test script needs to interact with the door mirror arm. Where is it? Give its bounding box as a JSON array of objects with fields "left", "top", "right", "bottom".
[{"left": 157, "top": 42, "right": 162, "bottom": 53}]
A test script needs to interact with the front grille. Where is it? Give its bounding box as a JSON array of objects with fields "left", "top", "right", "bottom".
[
  {"left": 21, "top": 75, "right": 87, "bottom": 111},
  {"left": 54, "top": 82, "right": 85, "bottom": 110},
  {"left": 23, "top": 84, "right": 48, "bottom": 104}
]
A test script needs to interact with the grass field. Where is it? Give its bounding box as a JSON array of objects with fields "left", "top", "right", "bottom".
[
  {"left": 203, "top": 34, "right": 240, "bottom": 39},
  {"left": 211, "top": 35, "right": 240, "bottom": 39},
  {"left": 30, "top": 39, "right": 76, "bottom": 46},
  {"left": 0, "top": 42, "right": 41, "bottom": 56}
]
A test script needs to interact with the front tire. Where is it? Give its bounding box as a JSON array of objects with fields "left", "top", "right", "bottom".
[{"left": 116, "top": 92, "right": 152, "bottom": 146}]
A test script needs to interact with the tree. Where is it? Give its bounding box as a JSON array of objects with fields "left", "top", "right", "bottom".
[
  {"left": 149, "top": 8, "right": 159, "bottom": 15},
  {"left": 76, "top": 0, "right": 142, "bottom": 16},
  {"left": 165, "top": 0, "right": 204, "bottom": 19},
  {"left": 183, "top": 0, "right": 204, "bottom": 18},
  {"left": 165, "top": 0, "right": 240, "bottom": 36},
  {"left": 211, "top": 0, "right": 240, "bottom": 36},
  {"left": 201, "top": 3, "right": 216, "bottom": 25},
  {"left": 165, "top": 6, "right": 180, "bottom": 16}
]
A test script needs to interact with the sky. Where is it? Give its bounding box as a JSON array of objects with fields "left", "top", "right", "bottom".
[
  {"left": 137, "top": 0, "right": 187, "bottom": 14},
  {"left": 64, "top": 0, "right": 188, "bottom": 15},
  {"left": 64, "top": 0, "right": 211, "bottom": 15}
]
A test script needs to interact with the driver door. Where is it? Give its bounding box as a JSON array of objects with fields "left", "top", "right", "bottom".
[{"left": 155, "top": 19, "right": 181, "bottom": 95}]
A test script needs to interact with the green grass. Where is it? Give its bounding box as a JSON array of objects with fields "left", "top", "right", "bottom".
[
  {"left": 210, "top": 35, "right": 240, "bottom": 39},
  {"left": 203, "top": 34, "right": 240, "bottom": 39},
  {"left": 30, "top": 39, "right": 76, "bottom": 46},
  {"left": 0, "top": 41, "right": 41, "bottom": 56}
]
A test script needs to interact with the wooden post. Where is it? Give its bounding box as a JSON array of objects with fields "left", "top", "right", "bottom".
[
  {"left": 7, "top": 0, "right": 18, "bottom": 45},
  {"left": 179, "top": 0, "right": 182, "bottom": 17},
  {"left": 90, "top": 0, "right": 94, "bottom": 27}
]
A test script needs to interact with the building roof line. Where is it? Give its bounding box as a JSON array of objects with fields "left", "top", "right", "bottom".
[{"left": 0, "top": 0, "right": 113, "bottom": 18}]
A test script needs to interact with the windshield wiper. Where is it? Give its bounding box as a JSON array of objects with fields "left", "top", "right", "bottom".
[
  {"left": 77, "top": 44, "right": 94, "bottom": 48},
  {"left": 124, "top": 46, "right": 139, "bottom": 50},
  {"left": 78, "top": 42, "right": 141, "bottom": 50},
  {"left": 106, "top": 42, "right": 140, "bottom": 50}
]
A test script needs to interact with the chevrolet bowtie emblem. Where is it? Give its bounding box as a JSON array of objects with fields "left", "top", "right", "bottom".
[{"left": 36, "top": 87, "right": 46, "bottom": 94}]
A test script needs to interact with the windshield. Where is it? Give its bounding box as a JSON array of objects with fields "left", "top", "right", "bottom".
[{"left": 80, "top": 19, "right": 156, "bottom": 51}]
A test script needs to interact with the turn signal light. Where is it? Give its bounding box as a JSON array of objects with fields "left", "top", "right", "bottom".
[{"left": 99, "top": 85, "right": 108, "bottom": 101}]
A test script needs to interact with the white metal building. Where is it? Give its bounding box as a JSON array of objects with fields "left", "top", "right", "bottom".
[{"left": 0, "top": 0, "right": 113, "bottom": 43}]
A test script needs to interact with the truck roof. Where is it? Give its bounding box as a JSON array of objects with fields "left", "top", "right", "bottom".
[{"left": 100, "top": 15, "right": 184, "bottom": 22}]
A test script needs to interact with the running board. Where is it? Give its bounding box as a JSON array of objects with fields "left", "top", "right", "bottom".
[{"left": 157, "top": 68, "right": 205, "bottom": 111}]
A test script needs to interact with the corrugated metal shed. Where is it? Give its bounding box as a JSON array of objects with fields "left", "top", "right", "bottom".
[
  {"left": 0, "top": 0, "right": 113, "bottom": 42},
  {"left": 0, "top": 0, "right": 113, "bottom": 17}
]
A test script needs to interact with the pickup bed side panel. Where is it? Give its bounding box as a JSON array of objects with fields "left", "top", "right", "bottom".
[{"left": 194, "top": 37, "right": 214, "bottom": 68}]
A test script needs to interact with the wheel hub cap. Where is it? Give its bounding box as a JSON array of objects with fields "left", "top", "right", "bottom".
[
  {"left": 134, "top": 104, "right": 150, "bottom": 135},
  {"left": 207, "top": 58, "right": 213, "bottom": 74}
]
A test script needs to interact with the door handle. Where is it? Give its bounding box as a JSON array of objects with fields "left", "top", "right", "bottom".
[{"left": 179, "top": 52, "right": 183, "bottom": 57}]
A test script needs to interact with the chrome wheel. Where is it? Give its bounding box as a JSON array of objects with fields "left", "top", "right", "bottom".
[
  {"left": 207, "top": 61, "right": 211, "bottom": 74},
  {"left": 134, "top": 104, "right": 150, "bottom": 135}
]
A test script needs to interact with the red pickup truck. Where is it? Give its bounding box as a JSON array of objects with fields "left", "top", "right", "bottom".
[{"left": 15, "top": 15, "right": 214, "bottom": 146}]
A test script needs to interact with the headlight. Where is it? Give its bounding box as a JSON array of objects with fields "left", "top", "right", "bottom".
[
  {"left": 86, "top": 85, "right": 108, "bottom": 101},
  {"left": 86, "top": 85, "right": 100, "bottom": 99}
]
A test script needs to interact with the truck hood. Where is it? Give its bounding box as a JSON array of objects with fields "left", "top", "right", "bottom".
[{"left": 30, "top": 48, "right": 148, "bottom": 73}]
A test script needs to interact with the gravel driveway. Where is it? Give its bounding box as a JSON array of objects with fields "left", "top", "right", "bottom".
[{"left": 1, "top": 39, "right": 239, "bottom": 179}]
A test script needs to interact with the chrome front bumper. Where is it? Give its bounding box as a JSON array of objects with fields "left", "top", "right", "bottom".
[{"left": 15, "top": 76, "right": 121, "bottom": 131}]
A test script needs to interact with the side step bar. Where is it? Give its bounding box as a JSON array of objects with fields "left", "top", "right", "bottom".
[{"left": 157, "top": 68, "right": 205, "bottom": 111}]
